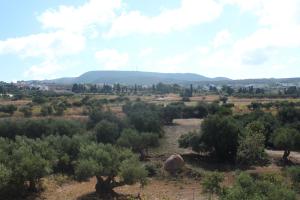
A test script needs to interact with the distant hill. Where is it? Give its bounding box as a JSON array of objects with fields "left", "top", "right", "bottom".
[{"left": 43, "top": 70, "right": 231, "bottom": 85}]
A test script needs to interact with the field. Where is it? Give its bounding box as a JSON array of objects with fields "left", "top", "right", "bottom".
[
  {"left": 35, "top": 119, "right": 210, "bottom": 200},
  {"left": 34, "top": 117, "right": 300, "bottom": 200},
  {"left": 1, "top": 93, "right": 300, "bottom": 200}
]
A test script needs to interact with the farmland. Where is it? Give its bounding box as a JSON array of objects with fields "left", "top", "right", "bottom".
[{"left": 0, "top": 90, "right": 300, "bottom": 200}]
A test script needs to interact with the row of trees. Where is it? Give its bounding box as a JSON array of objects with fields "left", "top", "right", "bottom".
[
  {"left": 0, "top": 101, "right": 163, "bottom": 198},
  {"left": 163, "top": 101, "right": 233, "bottom": 124}
]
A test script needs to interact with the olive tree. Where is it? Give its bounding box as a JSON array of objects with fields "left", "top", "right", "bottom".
[
  {"left": 74, "top": 143, "right": 147, "bottom": 196},
  {"left": 237, "top": 121, "right": 267, "bottom": 166},
  {"left": 117, "top": 129, "right": 159, "bottom": 160},
  {"left": 200, "top": 115, "right": 241, "bottom": 161},
  {"left": 272, "top": 127, "right": 300, "bottom": 163},
  {"left": 94, "top": 120, "right": 120, "bottom": 144}
]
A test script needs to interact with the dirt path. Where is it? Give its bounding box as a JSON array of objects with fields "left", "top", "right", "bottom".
[
  {"left": 150, "top": 119, "right": 202, "bottom": 158},
  {"left": 266, "top": 150, "right": 300, "bottom": 163}
]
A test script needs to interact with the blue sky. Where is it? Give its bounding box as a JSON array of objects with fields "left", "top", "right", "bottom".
[{"left": 0, "top": 0, "right": 300, "bottom": 81}]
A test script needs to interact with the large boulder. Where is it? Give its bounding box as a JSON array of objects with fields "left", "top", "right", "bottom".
[{"left": 164, "top": 154, "right": 185, "bottom": 174}]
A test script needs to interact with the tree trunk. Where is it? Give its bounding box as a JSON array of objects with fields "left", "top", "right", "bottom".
[
  {"left": 95, "top": 176, "right": 125, "bottom": 197},
  {"left": 139, "top": 149, "right": 147, "bottom": 161},
  {"left": 95, "top": 176, "right": 114, "bottom": 196},
  {"left": 28, "top": 180, "right": 37, "bottom": 192},
  {"left": 283, "top": 149, "right": 290, "bottom": 163}
]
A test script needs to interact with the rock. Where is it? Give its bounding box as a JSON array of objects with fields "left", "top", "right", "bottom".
[{"left": 164, "top": 154, "right": 185, "bottom": 174}]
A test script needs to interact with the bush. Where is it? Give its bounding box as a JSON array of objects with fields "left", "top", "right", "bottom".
[
  {"left": 40, "top": 105, "right": 53, "bottom": 116},
  {"left": 221, "top": 172, "right": 296, "bottom": 200},
  {"left": 117, "top": 129, "right": 159, "bottom": 160},
  {"left": 32, "top": 95, "right": 47, "bottom": 104},
  {"left": 0, "top": 104, "right": 17, "bottom": 115},
  {"left": 144, "top": 162, "right": 161, "bottom": 177},
  {"left": 286, "top": 166, "right": 300, "bottom": 190},
  {"left": 123, "top": 102, "right": 163, "bottom": 133},
  {"left": 19, "top": 105, "right": 32, "bottom": 117},
  {"left": 237, "top": 122, "right": 268, "bottom": 166},
  {"left": 202, "top": 171, "right": 224, "bottom": 200}
]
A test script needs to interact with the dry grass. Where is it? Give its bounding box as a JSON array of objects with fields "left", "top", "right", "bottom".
[
  {"left": 150, "top": 119, "right": 201, "bottom": 158},
  {"left": 38, "top": 177, "right": 210, "bottom": 200}
]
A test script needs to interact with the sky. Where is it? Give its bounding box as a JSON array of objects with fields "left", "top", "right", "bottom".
[{"left": 0, "top": 0, "right": 300, "bottom": 81}]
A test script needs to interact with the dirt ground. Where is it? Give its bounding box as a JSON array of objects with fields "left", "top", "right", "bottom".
[
  {"left": 39, "top": 177, "right": 211, "bottom": 200},
  {"left": 149, "top": 118, "right": 202, "bottom": 158}
]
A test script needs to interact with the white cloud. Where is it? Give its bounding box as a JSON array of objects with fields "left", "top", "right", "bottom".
[
  {"left": 213, "top": 29, "right": 231, "bottom": 48},
  {"left": 24, "top": 60, "right": 62, "bottom": 80},
  {"left": 195, "top": 0, "right": 300, "bottom": 78},
  {"left": 95, "top": 49, "right": 129, "bottom": 70},
  {"left": 105, "top": 0, "right": 222, "bottom": 37},
  {"left": 38, "top": 0, "right": 122, "bottom": 34},
  {"left": 226, "top": 0, "right": 300, "bottom": 49},
  {"left": 0, "top": 31, "right": 85, "bottom": 58},
  {"left": 0, "top": 31, "right": 86, "bottom": 79}
]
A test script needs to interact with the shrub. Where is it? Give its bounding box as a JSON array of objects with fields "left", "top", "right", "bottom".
[
  {"left": 19, "top": 105, "right": 32, "bottom": 117},
  {"left": 221, "top": 172, "right": 296, "bottom": 200},
  {"left": 286, "top": 166, "right": 300, "bottom": 190},
  {"left": 202, "top": 171, "right": 224, "bottom": 200},
  {"left": 0, "top": 104, "right": 17, "bottom": 115},
  {"left": 237, "top": 121, "right": 268, "bottom": 166}
]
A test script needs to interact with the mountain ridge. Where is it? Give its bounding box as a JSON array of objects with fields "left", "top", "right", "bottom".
[{"left": 41, "top": 70, "right": 230, "bottom": 85}]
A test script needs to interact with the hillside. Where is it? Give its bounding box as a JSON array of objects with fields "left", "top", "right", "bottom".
[{"left": 43, "top": 70, "right": 230, "bottom": 85}]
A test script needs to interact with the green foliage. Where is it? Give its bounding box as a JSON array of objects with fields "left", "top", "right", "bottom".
[
  {"left": 0, "top": 104, "right": 17, "bottom": 115},
  {"left": 278, "top": 106, "right": 300, "bottom": 124},
  {"left": 0, "top": 164, "right": 12, "bottom": 190},
  {"left": 19, "top": 105, "right": 32, "bottom": 117},
  {"left": 237, "top": 121, "right": 268, "bottom": 166},
  {"left": 74, "top": 143, "right": 147, "bottom": 194},
  {"left": 163, "top": 103, "right": 183, "bottom": 124},
  {"left": 144, "top": 162, "right": 161, "bottom": 177},
  {"left": 32, "top": 95, "right": 47, "bottom": 104},
  {"left": 40, "top": 104, "right": 53, "bottom": 116},
  {"left": 94, "top": 120, "right": 120, "bottom": 144},
  {"left": 286, "top": 166, "right": 300, "bottom": 190},
  {"left": 201, "top": 115, "right": 241, "bottom": 161},
  {"left": 178, "top": 131, "right": 202, "bottom": 152},
  {"left": 221, "top": 172, "right": 296, "bottom": 200},
  {"left": 235, "top": 111, "right": 279, "bottom": 147},
  {"left": 272, "top": 127, "right": 300, "bottom": 162},
  {"left": 0, "top": 136, "right": 55, "bottom": 193},
  {"left": 123, "top": 101, "right": 163, "bottom": 133},
  {"left": 119, "top": 158, "right": 148, "bottom": 186},
  {"left": 117, "top": 129, "right": 159, "bottom": 160},
  {"left": 202, "top": 171, "right": 224, "bottom": 199},
  {"left": 44, "top": 134, "right": 92, "bottom": 174},
  {"left": 0, "top": 118, "right": 83, "bottom": 139},
  {"left": 87, "top": 108, "right": 126, "bottom": 130}
]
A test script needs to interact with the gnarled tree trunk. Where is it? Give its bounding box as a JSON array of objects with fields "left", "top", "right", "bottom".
[
  {"left": 282, "top": 149, "right": 291, "bottom": 163},
  {"left": 95, "top": 176, "right": 125, "bottom": 197}
]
